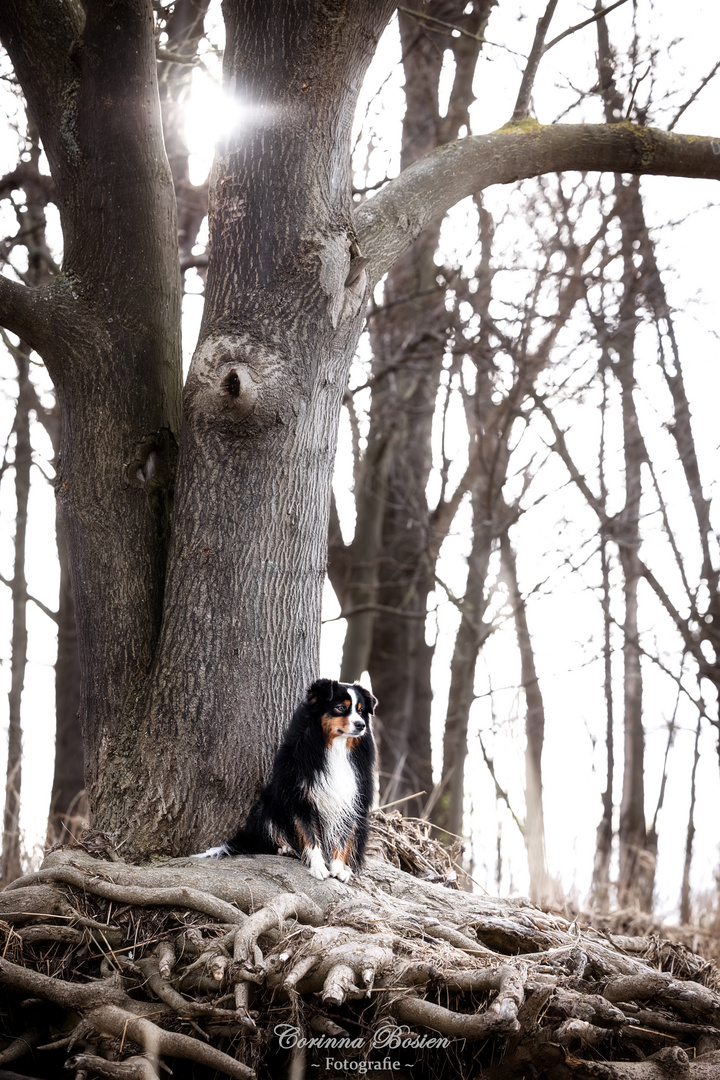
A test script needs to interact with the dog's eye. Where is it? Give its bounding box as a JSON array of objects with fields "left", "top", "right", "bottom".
[
  {"left": 335, "top": 704, "right": 348, "bottom": 714},
  {"left": 356, "top": 703, "right": 363, "bottom": 712}
]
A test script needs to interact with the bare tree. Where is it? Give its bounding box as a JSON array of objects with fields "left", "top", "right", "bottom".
[
  {"left": 1, "top": 343, "right": 30, "bottom": 884},
  {"left": 331, "top": 1, "right": 492, "bottom": 813}
]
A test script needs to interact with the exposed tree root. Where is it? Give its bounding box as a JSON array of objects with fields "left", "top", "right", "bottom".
[{"left": 1, "top": 842, "right": 720, "bottom": 1079}]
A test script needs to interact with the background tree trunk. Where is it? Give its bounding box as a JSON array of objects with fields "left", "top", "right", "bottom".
[
  {"left": 614, "top": 177, "right": 650, "bottom": 911},
  {"left": 158, "top": 0, "right": 211, "bottom": 273},
  {"left": 337, "top": 1, "right": 492, "bottom": 814},
  {"left": 502, "top": 533, "right": 551, "bottom": 904},
  {"left": 47, "top": 513, "right": 84, "bottom": 844},
  {"left": 1, "top": 349, "right": 31, "bottom": 884}
]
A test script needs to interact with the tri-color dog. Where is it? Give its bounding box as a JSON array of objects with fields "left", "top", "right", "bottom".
[{"left": 197, "top": 679, "right": 377, "bottom": 882}]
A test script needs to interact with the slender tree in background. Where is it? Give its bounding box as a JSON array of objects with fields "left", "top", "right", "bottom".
[
  {"left": 0, "top": 118, "right": 85, "bottom": 860},
  {"left": 331, "top": 1, "right": 492, "bottom": 814},
  {"left": 1, "top": 344, "right": 29, "bottom": 884}
]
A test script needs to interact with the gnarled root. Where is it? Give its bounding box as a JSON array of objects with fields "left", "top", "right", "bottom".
[{"left": 2, "top": 845, "right": 720, "bottom": 1079}]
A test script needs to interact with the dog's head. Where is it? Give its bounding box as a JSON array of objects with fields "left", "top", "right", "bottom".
[{"left": 307, "top": 679, "right": 376, "bottom": 745}]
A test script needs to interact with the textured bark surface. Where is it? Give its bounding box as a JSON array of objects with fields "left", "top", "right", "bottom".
[{"left": 104, "top": 0, "right": 397, "bottom": 855}]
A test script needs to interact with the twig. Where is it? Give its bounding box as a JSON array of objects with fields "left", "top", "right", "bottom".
[
  {"left": 512, "top": 1, "right": 559, "bottom": 121},
  {"left": 669, "top": 59, "right": 720, "bottom": 131},
  {"left": 543, "top": 0, "right": 630, "bottom": 53}
]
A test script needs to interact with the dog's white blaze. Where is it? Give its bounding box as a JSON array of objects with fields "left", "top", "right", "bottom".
[
  {"left": 311, "top": 686, "right": 362, "bottom": 845},
  {"left": 312, "top": 736, "right": 358, "bottom": 841}
]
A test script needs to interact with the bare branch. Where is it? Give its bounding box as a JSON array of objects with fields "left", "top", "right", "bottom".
[
  {"left": 543, "top": 0, "right": 631, "bottom": 54},
  {"left": 669, "top": 60, "right": 720, "bottom": 131},
  {"left": 0, "top": 573, "right": 59, "bottom": 624},
  {"left": 512, "top": 1, "right": 558, "bottom": 122},
  {"left": 356, "top": 124, "right": 720, "bottom": 288},
  {"left": 397, "top": 6, "right": 487, "bottom": 45}
]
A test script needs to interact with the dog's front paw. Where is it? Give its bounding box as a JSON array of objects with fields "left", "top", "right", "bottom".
[
  {"left": 306, "top": 847, "right": 330, "bottom": 880},
  {"left": 330, "top": 859, "right": 352, "bottom": 883},
  {"left": 308, "top": 862, "right": 331, "bottom": 880},
  {"left": 191, "top": 845, "right": 227, "bottom": 859}
]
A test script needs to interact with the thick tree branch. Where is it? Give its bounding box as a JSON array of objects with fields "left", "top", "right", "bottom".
[
  {"left": 357, "top": 123, "right": 720, "bottom": 287},
  {"left": 0, "top": 0, "right": 83, "bottom": 195},
  {"left": 0, "top": 278, "right": 64, "bottom": 356}
]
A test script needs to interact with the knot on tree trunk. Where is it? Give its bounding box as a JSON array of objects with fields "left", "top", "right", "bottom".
[{"left": 186, "top": 332, "right": 292, "bottom": 436}]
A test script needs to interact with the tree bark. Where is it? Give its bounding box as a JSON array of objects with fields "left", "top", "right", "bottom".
[{"left": 98, "top": 0, "right": 396, "bottom": 855}]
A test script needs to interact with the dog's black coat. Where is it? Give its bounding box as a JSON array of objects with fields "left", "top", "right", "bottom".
[{"left": 218, "top": 679, "right": 377, "bottom": 880}]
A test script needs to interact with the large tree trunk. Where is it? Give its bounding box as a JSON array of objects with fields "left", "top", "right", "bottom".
[
  {"left": 98, "top": 0, "right": 396, "bottom": 856},
  {"left": 0, "top": 0, "right": 183, "bottom": 846}
]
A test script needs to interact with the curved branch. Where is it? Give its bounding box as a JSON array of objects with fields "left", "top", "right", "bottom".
[
  {"left": 356, "top": 123, "right": 720, "bottom": 287},
  {"left": 394, "top": 960, "right": 525, "bottom": 1036},
  {"left": 5, "top": 865, "right": 248, "bottom": 925},
  {"left": 85, "top": 1005, "right": 254, "bottom": 1080}
]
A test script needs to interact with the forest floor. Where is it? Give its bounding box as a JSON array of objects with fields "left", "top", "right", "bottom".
[{"left": 1, "top": 814, "right": 720, "bottom": 1080}]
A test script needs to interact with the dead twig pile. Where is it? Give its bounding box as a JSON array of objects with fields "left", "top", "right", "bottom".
[
  {"left": 367, "top": 809, "right": 464, "bottom": 887},
  {"left": 1, "top": 841, "right": 720, "bottom": 1079}
]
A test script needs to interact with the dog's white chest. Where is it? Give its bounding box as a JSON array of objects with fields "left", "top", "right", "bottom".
[{"left": 312, "top": 739, "right": 358, "bottom": 840}]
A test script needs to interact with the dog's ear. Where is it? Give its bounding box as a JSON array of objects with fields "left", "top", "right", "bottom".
[
  {"left": 356, "top": 685, "right": 377, "bottom": 714},
  {"left": 307, "top": 678, "right": 336, "bottom": 705}
]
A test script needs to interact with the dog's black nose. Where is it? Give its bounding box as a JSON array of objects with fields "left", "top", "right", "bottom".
[{"left": 353, "top": 718, "right": 366, "bottom": 733}]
